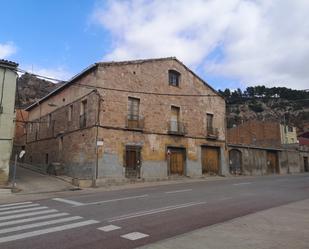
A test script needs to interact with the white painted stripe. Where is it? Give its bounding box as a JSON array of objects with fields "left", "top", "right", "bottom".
[
  {"left": 0, "top": 204, "right": 40, "bottom": 212},
  {"left": 0, "top": 216, "right": 83, "bottom": 234},
  {"left": 233, "top": 182, "right": 252, "bottom": 186},
  {"left": 0, "top": 209, "right": 58, "bottom": 221},
  {"left": 219, "top": 197, "right": 233, "bottom": 201},
  {"left": 0, "top": 220, "right": 99, "bottom": 244},
  {"left": 0, "top": 206, "right": 48, "bottom": 216},
  {"left": 0, "top": 202, "right": 32, "bottom": 208},
  {"left": 52, "top": 198, "right": 84, "bottom": 207},
  {"left": 80, "top": 194, "right": 149, "bottom": 207},
  {"left": 97, "top": 225, "right": 121, "bottom": 232},
  {"left": 165, "top": 189, "right": 192, "bottom": 194},
  {"left": 108, "top": 202, "right": 206, "bottom": 222},
  {"left": 121, "top": 232, "right": 149, "bottom": 240},
  {"left": 0, "top": 213, "right": 69, "bottom": 227}
]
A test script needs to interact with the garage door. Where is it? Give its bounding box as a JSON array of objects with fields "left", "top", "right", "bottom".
[
  {"left": 202, "top": 146, "right": 220, "bottom": 175},
  {"left": 229, "top": 149, "right": 242, "bottom": 175}
]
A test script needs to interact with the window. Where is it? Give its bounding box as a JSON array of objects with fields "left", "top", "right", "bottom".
[
  {"left": 29, "top": 123, "right": 32, "bottom": 133},
  {"left": 207, "top": 113, "right": 214, "bottom": 130},
  {"left": 128, "top": 97, "right": 140, "bottom": 120},
  {"left": 168, "top": 70, "right": 181, "bottom": 87},
  {"left": 68, "top": 105, "right": 73, "bottom": 122},
  {"left": 170, "top": 106, "right": 180, "bottom": 132},
  {"left": 47, "top": 114, "right": 51, "bottom": 128},
  {"left": 288, "top": 126, "right": 293, "bottom": 132},
  {"left": 80, "top": 100, "right": 87, "bottom": 128}
]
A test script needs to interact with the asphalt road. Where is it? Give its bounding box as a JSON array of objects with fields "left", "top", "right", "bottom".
[{"left": 1, "top": 174, "right": 309, "bottom": 249}]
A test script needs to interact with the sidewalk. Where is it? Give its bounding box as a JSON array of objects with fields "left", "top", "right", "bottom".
[{"left": 138, "top": 199, "right": 309, "bottom": 249}]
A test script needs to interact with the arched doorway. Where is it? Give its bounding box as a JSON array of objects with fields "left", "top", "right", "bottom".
[{"left": 229, "top": 149, "right": 242, "bottom": 175}]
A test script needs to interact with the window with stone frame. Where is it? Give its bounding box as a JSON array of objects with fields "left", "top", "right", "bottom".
[{"left": 168, "top": 70, "right": 181, "bottom": 87}]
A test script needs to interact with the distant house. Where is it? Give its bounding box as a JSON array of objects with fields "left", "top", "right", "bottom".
[
  {"left": 24, "top": 57, "right": 227, "bottom": 186},
  {"left": 227, "top": 120, "right": 308, "bottom": 176},
  {"left": 227, "top": 120, "right": 298, "bottom": 147},
  {"left": 0, "top": 59, "right": 19, "bottom": 185}
]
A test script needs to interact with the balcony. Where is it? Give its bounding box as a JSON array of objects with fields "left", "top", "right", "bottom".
[
  {"left": 79, "top": 114, "right": 87, "bottom": 128},
  {"left": 126, "top": 115, "right": 144, "bottom": 130},
  {"left": 207, "top": 127, "right": 219, "bottom": 139},
  {"left": 168, "top": 121, "right": 186, "bottom": 135}
]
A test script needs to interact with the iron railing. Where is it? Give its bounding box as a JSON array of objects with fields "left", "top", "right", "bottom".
[
  {"left": 126, "top": 115, "right": 144, "bottom": 130},
  {"left": 207, "top": 127, "right": 219, "bottom": 139},
  {"left": 168, "top": 121, "right": 186, "bottom": 135}
]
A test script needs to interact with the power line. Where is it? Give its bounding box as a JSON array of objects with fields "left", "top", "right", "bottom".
[{"left": 75, "top": 83, "right": 220, "bottom": 97}]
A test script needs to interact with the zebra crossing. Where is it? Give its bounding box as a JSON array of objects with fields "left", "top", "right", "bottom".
[{"left": 0, "top": 201, "right": 99, "bottom": 244}]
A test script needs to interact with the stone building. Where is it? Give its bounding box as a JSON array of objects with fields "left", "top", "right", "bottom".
[
  {"left": 0, "top": 59, "right": 19, "bottom": 185},
  {"left": 25, "top": 57, "right": 227, "bottom": 186}
]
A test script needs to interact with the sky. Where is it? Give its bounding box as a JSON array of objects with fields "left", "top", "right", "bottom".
[{"left": 0, "top": 0, "right": 308, "bottom": 90}]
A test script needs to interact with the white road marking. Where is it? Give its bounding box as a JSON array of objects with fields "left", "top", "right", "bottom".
[
  {"left": 97, "top": 225, "right": 121, "bottom": 232},
  {"left": 0, "top": 206, "right": 48, "bottom": 216},
  {"left": 0, "top": 220, "right": 99, "bottom": 244},
  {"left": 233, "top": 182, "right": 252, "bottom": 186},
  {"left": 52, "top": 198, "right": 84, "bottom": 207},
  {"left": 219, "top": 197, "right": 233, "bottom": 201},
  {"left": 165, "top": 189, "right": 192, "bottom": 194},
  {"left": 0, "top": 209, "right": 58, "bottom": 221},
  {"left": 0, "top": 216, "right": 83, "bottom": 234},
  {"left": 121, "top": 232, "right": 149, "bottom": 241},
  {"left": 0, "top": 204, "right": 39, "bottom": 212},
  {"left": 79, "top": 194, "right": 149, "bottom": 207},
  {"left": 0, "top": 202, "right": 32, "bottom": 208},
  {"left": 108, "top": 201, "right": 207, "bottom": 222},
  {"left": 0, "top": 213, "right": 69, "bottom": 227}
]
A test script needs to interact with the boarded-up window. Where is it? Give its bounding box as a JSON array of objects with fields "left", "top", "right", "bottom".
[
  {"left": 170, "top": 106, "right": 180, "bottom": 132},
  {"left": 128, "top": 97, "right": 140, "bottom": 120},
  {"left": 207, "top": 113, "right": 214, "bottom": 129}
]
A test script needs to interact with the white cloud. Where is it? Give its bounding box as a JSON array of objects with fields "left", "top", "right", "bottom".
[
  {"left": 0, "top": 42, "right": 17, "bottom": 59},
  {"left": 92, "top": 0, "right": 309, "bottom": 89}
]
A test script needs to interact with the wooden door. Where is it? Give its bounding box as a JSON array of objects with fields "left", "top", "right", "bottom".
[
  {"left": 169, "top": 149, "right": 184, "bottom": 175},
  {"left": 266, "top": 151, "right": 279, "bottom": 174},
  {"left": 125, "top": 146, "right": 141, "bottom": 178},
  {"left": 202, "top": 147, "right": 220, "bottom": 175}
]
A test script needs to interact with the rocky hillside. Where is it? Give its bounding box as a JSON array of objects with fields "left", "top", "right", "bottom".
[
  {"left": 219, "top": 86, "right": 309, "bottom": 133},
  {"left": 15, "top": 73, "right": 63, "bottom": 108}
]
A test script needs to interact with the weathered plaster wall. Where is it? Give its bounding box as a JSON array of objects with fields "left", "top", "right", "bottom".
[{"left": 0, "top": 65, "right": 18, "bottom": 185}]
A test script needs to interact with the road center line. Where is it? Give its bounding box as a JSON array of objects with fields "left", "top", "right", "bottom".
[
  {"left": 108, "top": 201, "right": 207, "bottom": 222},
  {"left": 233, "top": 182, "right": 252, "bottom": 186},
  {"left": 165, "top": 189, "right": 192, "bottom": 194}
]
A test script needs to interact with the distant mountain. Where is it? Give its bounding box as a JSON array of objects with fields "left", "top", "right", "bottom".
[
  {"left": 15, "top": 73, "right": 63, "bottom": 108},
  {"left": 219, "top": 86, "right": 309, "bottom": 134}
]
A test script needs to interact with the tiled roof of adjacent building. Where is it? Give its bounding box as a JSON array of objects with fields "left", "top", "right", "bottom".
[{"left": 0, "top": 59, "right": 18, "bottom": 69}]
